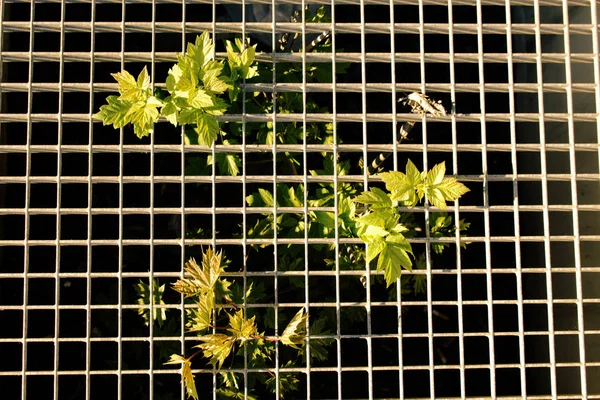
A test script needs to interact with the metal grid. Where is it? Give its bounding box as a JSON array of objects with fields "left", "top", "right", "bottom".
[{"left": 0, "top": 0, "right": 599, "bottom": 399}]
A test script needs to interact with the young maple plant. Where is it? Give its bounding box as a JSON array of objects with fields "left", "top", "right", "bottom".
[
  {"left": 353, "top": 160, "right": 470, "bottom": 287},
  {"left": 93, "top": 31, "right": 257, "bottom": 151},
  {"left": 96, "top": 13, "right": 474, "bottom": 398},
  {"left": 167, "top": 248, "right": 323, "bottom": 400}
]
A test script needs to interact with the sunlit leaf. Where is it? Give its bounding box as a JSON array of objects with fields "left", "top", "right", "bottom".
[
  {"left": 165, "top": 355, "right": 198, "bottom": 400},
  {"left": 227, "top": 310, "right": 258, "bottom": 341},
  {"left": 195, "top": 334, "right": 235, "bottom": 369},
  {"left": 186, "top": 295, "right": 213, "bottom": 333},
  {"left": 281, "top": 308, "right": 308, "bottom": 350},
  {"left": 353, "top": 187, "right": 392, "bottom": 209}
]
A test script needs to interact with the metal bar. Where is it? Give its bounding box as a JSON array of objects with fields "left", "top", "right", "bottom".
[
  {"left": 52, "top": 1, "right": 66, "bottom": 398},
  {"left": 85, "top": 0, "right": 96, "bottom": 398},
  {"left": 503, "top": 0, "right": 527, "bottom": 397},
  {"left": 116, "top": 1, "right": 126, "bottom": 398},
  {"left": 20, "top": 1, "right": 35, "bottom": 399},
  {"left": 178, "top": 2, "right": 187, "bottom": 399},
  {"left": 4, "top": 20, "right": 600, "bottom": 36},
  {"left": 2, "top": 51, "right": 599, "bottom": 63},
  {"left": 474, "top": 0, "right": 497, "bottom": 396},
  {"left": 561, "top": 0, "right": 588, "bottom": 396},
  {"left": 0, "top": 0, "right": 595, "bottom": 6}
]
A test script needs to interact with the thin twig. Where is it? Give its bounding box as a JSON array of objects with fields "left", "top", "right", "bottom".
[{"left": 214, "top": 289, "right": 240, "bottom": 311}]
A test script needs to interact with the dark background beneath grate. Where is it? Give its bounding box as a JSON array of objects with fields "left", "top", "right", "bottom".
[{"left": 0, "top": 1, "right": 576, "bottom": 399}]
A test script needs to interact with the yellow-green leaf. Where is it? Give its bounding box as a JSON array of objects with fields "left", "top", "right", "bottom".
[
  {"left": 365, "top": 235, "right": 386, "bottom": 263},
  {"left": 165, "top": 355, "right": 198, "bottom": 400},
  {"left": 281, "top": 308, "right": 308, "bottom": 350},
  {"left": 186, "top": 295, "right": 213, "bottom": 333},
  {"left": 227, "top": 310, "right": 258, "bottom": 340},
  {"left": 426, "top": 161, "right": 446, "bottom": 186},
  {"left": 195, "top": 113, "right": 220, "bottom": 147},
  {"left": 195, "top": 334, "right": 235, "bottom": 369}
]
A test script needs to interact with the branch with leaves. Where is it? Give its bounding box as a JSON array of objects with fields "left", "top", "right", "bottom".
[
  {"left": 93, "top": 31, "right": 258, "bottom": 177},
  {"left": 164, "top": 248, "right": 330, "bottom": 400},
  {"left": 98, "top": 10, "right": 474, "bottom": 398},
  {"left": 352, "top": 160, "right": 470, "bottom": 287}
]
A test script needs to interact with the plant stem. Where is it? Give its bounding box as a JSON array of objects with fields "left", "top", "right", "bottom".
[
  {"left": 187, "top": 349, "right": 204, "bottom": 362},
  {"left": 209, "top": 324, "right": 228, "bottom": 331},
  {"left": 214, "top": 289, "right": 240, "bottom": 311},
  {"left": 251, "top": 334, "right": 279, "bottom": 343}
]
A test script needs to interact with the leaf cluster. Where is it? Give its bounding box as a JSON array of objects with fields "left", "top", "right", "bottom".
[
  {"left": 352, "top": 160, "right": 470, "bottom": 287},
  {"left": 378, "top": 160, "right": 470, "bottom": 210},
  {"left": 93, "top": 66, "right": 162, "bottom": 138},
  {"left": 165, "top": 248, "right": 326, "bottom": 400},
  {"left": 429, "top": 212, "right": 471, "bottom": 254},
  {"left": 106, "top": 16, "right": 474, "bottom": 399},
  {"left": 94, "top": 31, "right": 259, "bottom": 176}
]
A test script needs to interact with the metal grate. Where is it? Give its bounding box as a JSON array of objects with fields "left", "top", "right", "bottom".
[{"left": 0, "top": 0, "right": 599, "bottom": 399}]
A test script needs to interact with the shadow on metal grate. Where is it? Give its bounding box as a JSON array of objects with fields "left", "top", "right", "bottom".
[{"left": 0, "top": 0, "right": 599, "bottom": 399}]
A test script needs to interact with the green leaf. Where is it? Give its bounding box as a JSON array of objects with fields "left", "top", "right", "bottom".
[
  {"left": 365, "top": 235, "right": 385, "bottom": 263},
  {"left": 217, "top": 388, "right": 257, "bottom": 400},
  {"left": 165, "top": 355, "right": 198, "bottom": 400},
  {"left": 281, "top": 308, "right": 308, "bottom": 349},
  {"left": 240, "top": 45, "right": 258, "bottom": 79},
  {"left": 313, "top": 211, "right": 336, "bottom": 230},
  {"left": 136, "top": 65, "right": 151, "bottom": 91},
  {"left": 225, "top": 40, "right": 241, "bottom": 67},
  {"left": 194, "top": 113, "right": 220, "bottom": 147},
  {"left": 379, "top": 171, "right": 416, "bottom": 205},
  {"left": 161, "top": 98, "right": 179, "bottom": 126},
  {"left": 338, "top": 195, "right": 357, "bottom": 232},
  {"left": 405, "top": 159, "right": 423, "bottom": 186},
  {"left": 426, "top": 187, "right": 448, "bottom": 210},
  {"left": 184, "top": 31, "right": 213, "bottom": 70},
  {"left": 111, "top": 69, "right": 138, "bottom": 95},
  {"left": 264, "top": 361, "right": 299, "bottom": 398},
  {"left": 377, "top": 252, "right": 399, "bottom": 288},
  {"left": 195, "top": 31, "right": 215, "bottom": 65},
  {"left": 438, "top": 177, "right": 470, "bottom": 201},
  {"left": 94, "top": 67, "right": 162, "bottom": 139},
  {"left": 230, "top": 282, "right": 256, "bottom": 305},
  {"left": 126, "top": 98, "right": 162, "bottom": 138},
  {"left": 426, "top": 161, "right": 446, "bottom": 186},
  {"left": 356, "top": 211, "right": 385, "bottom": 229},
  {"left": 219, "top": 372, "right": 240, "bottom": 390},
  {"left": 258, "top": 188, "right": 274, "bottom": 207},
  {"left": 282, "top": 185, "right": 304, "bottom": 207},
  {"left": 353, "top": 187, "right": 392, "bottom": 209},
  {"left": 373, "top": 233, "right": 414, "bottom": 287},
  {"left": 412, "top": 253, "right": 428, "bottom": 295},
  {"left": 166, "top": 64, "right": 181, "bottom": 93},
  {"left": 244, "top": 336, "right": 275, "bottom": 364},
  {"left": 216, "top": 153, "right": 241, "bottom": 176},
  {"left": 226, "top": 39, "right": 258, "bottom": 81},
  {"left": 195, "top": 334, "right": 235, "bottom": 369},
  {"left": 93, "top": 95, "right": 131, "bottom": 128},
  {"left": 355, "top": 208, "right": 399, "bottom": 232},
  {"left": 359, "top": 224, "right": 389, "bottom": 238},
  {"left": 171, "top": 249, "right": 225, "bottom": 297},
  {"left": 227, "top": 310, "right": 257, "bottom": 340},
  {"left": 135, "top": 278, "right": 167, "bottom": 327},
  {"left": 299, "top": 317, "right": 334, "bottom": 361},
  {"left": 204, "top": 73, "right": 231, "bottom": 94},
  {"left": 186, "top": 295, "right": 213, "bottom": 333},
  {"left": 189, "top": 89, "right": 215, "bottom": 109}
]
